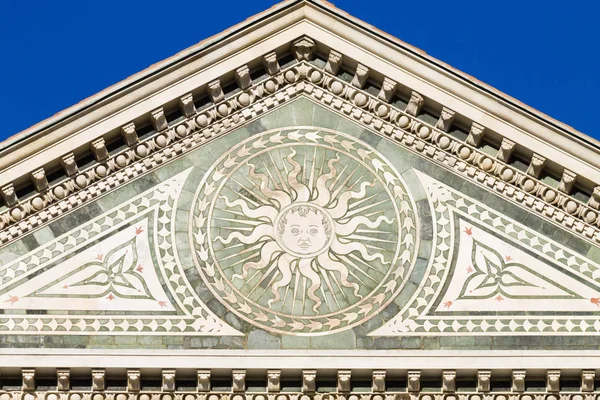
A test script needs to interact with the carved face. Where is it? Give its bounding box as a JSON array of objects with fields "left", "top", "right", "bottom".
[{"left": 277, "top": 205, "right": 332, "bottom": 257}]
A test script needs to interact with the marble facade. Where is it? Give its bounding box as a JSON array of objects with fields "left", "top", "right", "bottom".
[{"left": 0, "top": 0, "right": 599, "bottom": 397}]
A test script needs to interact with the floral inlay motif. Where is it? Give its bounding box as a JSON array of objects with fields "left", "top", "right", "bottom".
[
  {"left": 457, "top": 236, "right": 580, "bottom": 301},
  {"left": 70, "top": 232, "right": 153, "bottom": 301}
]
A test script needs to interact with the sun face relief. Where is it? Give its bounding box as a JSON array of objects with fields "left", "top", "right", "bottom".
[
  {"left": 191, "top": 127, "right": 418, "bottom": 335},
  {"left": 275, "top": 204, "right": 334, "bottom": 258}
]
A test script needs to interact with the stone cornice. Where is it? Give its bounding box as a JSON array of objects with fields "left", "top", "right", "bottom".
[
  {"left": 0, "top": 359, "right": 597, "bottom": 399},
  {"left": 2, "top": 2, "right": 600, "bottom": 182},
  {"left": 1, "top": 38, "right": 600, "bottom": 248}
]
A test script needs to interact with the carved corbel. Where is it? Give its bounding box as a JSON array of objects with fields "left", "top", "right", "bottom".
[
  {"left": 235, "top": 65, "right": 252, "bottom": 90},
  {"left": 263, "top": 52, "right": 280, "bottom": 75},
  {"left": 405, "top": 91, "right": 424, "bottom": 116},
  {"left": 1, "top": 184, "right": 18, "bottom": 207},
  {"left": 57, "top": 369, "right": 70, "bottom": 391},
  {"left": 547, "top": 370, "right": 560, "bottom": 393},
  {"left": 511, "top": 370, "right": 525, "bottom": 392},
  {"left": 496, "top": 138, "right": 516, "bottom": 162},
  {"left": 589, "top": 187, "right": 600, "bottom": 209},
  {"left": 127, "top": 370, "right": 141, "bottom": 392},
  {"left": 372, "top": 370, "right": 386, "bottom": 393},
  {"left": 581, "top": 370, "right": 595, "bottom": 392},
  {"left": 162, "top": 370, "right": 176, "bottom": 392},
  {"left": 407, "top": 371, "right": 420, "bottom": 392},
  {"left": 197, "top": 370, "right": 211, "bottom": 392},
  {"left": 232, "top": 370, "right": 246, "bottom": 392},
  {"left": 121, "top": 122, "right": 138, "bottom": 146},
  {"left": 22, "top": 369, "right": 35, "bottom": 392},
  {"left": 268, "top": 370, "right": 281, "bottom": 392},
  {"left": 91, "top": 138, "right": 109, "bottom": 161},
  {"left": 378, "top": 77, "right": 398, "bottom": 102},
  {"left": 92, "top": 369, "right": 106, "bottom": 391},
  {"left": 558, "top": 169, "right": 577, "bottom": 194},
  {"left": 207, "top": 80, "right": 225, "bottom": 104},
  {"left": 31, "top": 168, "right": 49, "bottom": 192},
  {"left": 435, "top": 107, "right": 456, "bottom": 132},
  {"left": 151, "top": 107, "right": 168, "bottom": 132},
  {"left": 179, "top": 93, "right": 196, "bottom": 118},
  {"left": 61, "top": 153, "right": 79, "bottom": 177},
  {"left": 292, "top": 36, "right": 316, "bottom": 61},
  {"left": 324, "top": 49, "right": 343, "bottom": 75},
  {"left": 443, "top": 371, "right": 456, "bottom": 393},
  {"left": 477, "top": 371, "right": 491, "bottom": 393},
  {"left": 466, "top": 122, "right": 485, "bottom": 147},
  {"left": 526, "top": 153, "right": 546, "bottom": 178},
  {"left": 302, "top": 370, "right": 316, "bottom": 393},
  {"left": 337, "top": 370, "right": 351, "bottom": 393},
  {"left": 351, "top": 64, "right": 369, "bottom": 89}
]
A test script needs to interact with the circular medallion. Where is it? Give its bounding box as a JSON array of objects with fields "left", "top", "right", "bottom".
[{"left": 190, "top": 127, "right": 418, "bottom": 335}]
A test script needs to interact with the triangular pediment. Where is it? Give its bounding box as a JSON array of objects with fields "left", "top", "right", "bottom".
[{"left": 1, "top": 0, "right": 600, "bottom": 362}]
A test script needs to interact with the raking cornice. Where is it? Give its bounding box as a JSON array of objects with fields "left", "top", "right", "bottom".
[{"left": 1, "top": 2, "right": 600, "bottom": 248}]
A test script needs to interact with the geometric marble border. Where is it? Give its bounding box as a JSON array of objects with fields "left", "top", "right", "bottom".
[
  {"left": 372, "top": 171, "right": 600, "bottom": 336},
  {"left": 0, "top": 169, "right": 241, "bottom": 335}
]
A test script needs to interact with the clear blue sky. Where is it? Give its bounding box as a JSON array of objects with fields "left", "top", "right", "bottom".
[{"left": 1, "top": 0, "right": 599, "bottom": 141}]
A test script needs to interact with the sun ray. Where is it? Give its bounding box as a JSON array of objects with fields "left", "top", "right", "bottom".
[
  {"left": 263, "top": 161, "right": 281, "bottom": 190},
  {"left": 301, "top": 275, "right": 307, "bottom": 313},
  {"left": 228, "top": 251, "right": 261, "bottom": 268},
  {"left": 280, "top": 283, "right": 291, "bottom": 312},
  {"left": 212, "top": 216, "right": 264, "bottom": 226},
  {"left": 247, "top": 262, "right": 280, "bottom": 297},
  {"left": 302, "top": 153, "right": 308, "bottom": 184},
  {"left": 345, "top": 198, "right": 390, "bottom": 218},
  {"left": 267, "top": 255, "right": 294, "bottom": 307},
  {"left": 346, "top": 234, "right": 397, "bottom": 244},
  {"left": 318, "top": 252, "right": 361, "bottom": 299},
  {"left": 319, "top": 269, "right": 342, "bottom": 311},
  {"left": 355, "top": 228, "right": 394, "bottom": 234},
  {"left": 280, "top": 148, "right": 290, "bottom": 177},
  {"left": 285, "top": 148, "right": 311, "bottom": 202},
  {"left": 291, "top": 265, "right": 301, "bottom": 314},
  {"left": 297, "top": 258, "right": 322, "bottom": 312},
  {"left": 218, "top": 208, "right": 252, "bottom": 218},
  {"left": 330, "top": 164, "right": 357, "bottom": 199},
  {"left": 327, "top": 270, "right": 349, "bottom": 302},
  {"left": 319, "top": 283, "right": 332, "bottom": 312},
  {"left": 214, "top": 242, "right": 246, "bottom": 252},
  {"left": 338, "top": 255, "right": 379, "bottom": 284},
  {"left": 317, "top": 152, "right": 326, "bottom": 179},
  {"left": 268, "top": 151, "right": 291, "bottom": 193},
  {"left": 346, "top": 172, "right": 366, "bottom": 192},
  {"left": 259, "top": 269, "right": 282, "bottom": 301},
  {"left": 346, "top": 253, "right": 379, "bottom": 273},
  {"left": 328, "top": 163, "right": 348, "bottom": 192},
  {"left": 246, "top": 267, "right": 264, "bottom": 286},
  {"left": 231, "top": 177, "right": 271, "bottom": 205},
  {"left": 219, "top": 242, "right": 263, "bottom": 262},
  {"left": 248, "top": 164, "right": 293, "bottom": 209},
  {"left": 232, "top": 241, "right": 281, "bottom": 280},
  {"left": 363, "top": 210, "right": 387, "bottom": 218},
  {"left": 224, "top": 184, "right": 260, "bottom": 208},
  {"left": 218, "top": 206, "right": 273, "bottom": 224},
  {"left": 364, "top": 243, "right": 389, "bottom": 252},
  {"left": 217, "top": 226, "right": 254, "bottom": 232},
  {"left": 314, "top": 154, "right": 340, "bottom": 207},
  {"left": 347, "top": 192, "right": 381, "bottom": 210},
  {"left": 307, "top": 146, "right": 318, "bottom": 195}
]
